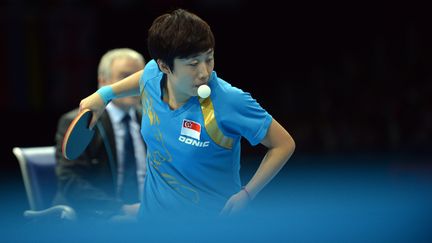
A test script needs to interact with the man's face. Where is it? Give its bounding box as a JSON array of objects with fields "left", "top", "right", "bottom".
[
  {"left": 168, "top": 49, "right": 214, "bottom": 98},
  {"left": 106, "top": 57, "right": 144, "bottom": 110}
]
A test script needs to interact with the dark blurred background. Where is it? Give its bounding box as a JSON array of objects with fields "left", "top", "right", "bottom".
[{"left": 1, "top": 0, "right": 431, "bottom": 240}]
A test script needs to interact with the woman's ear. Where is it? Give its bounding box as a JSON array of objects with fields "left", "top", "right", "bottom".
[{"left": 157, "top": 59, "right": 172, "bottom": 74}]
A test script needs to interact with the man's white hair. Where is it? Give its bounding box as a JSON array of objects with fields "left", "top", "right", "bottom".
[{"left": 98, "top": 48, "right": 145, "bottom": 81}]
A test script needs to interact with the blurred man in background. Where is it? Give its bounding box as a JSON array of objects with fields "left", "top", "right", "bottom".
[{"left": 53, "top": 48, "right": 146, "bottom": 221}]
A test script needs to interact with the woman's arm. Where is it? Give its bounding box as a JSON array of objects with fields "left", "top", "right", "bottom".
[
  {"left": 110, "top": 70, "right": 143, "bottom": 98},
  {"left": 221, "top": 118, "right": 295, "bottom": 215},
  {"left": 79, "top": 70, "right": 143, "bottom": 128},
  {"left": 243, "top": 118, "right": 295, "bottom": 199}
]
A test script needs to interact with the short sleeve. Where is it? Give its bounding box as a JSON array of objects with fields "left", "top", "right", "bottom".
[{"left": 216, "top": 87, "right": 272, "bottom": 146}]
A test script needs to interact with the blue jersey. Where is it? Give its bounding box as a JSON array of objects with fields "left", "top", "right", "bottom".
[{"left": 138, "top": 60, "right": 272, "bottom": 217}]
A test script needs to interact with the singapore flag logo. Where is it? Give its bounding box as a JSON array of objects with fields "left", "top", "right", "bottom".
[{"left": 181, "top": 119, "right": 201, "bottom": 140}]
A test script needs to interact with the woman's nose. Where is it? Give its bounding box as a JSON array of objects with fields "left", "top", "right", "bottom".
[{"left": 197, "top": 62, "right": 210, "bottom": 79}]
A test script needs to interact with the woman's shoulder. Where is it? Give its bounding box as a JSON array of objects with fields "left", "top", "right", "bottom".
[
  {"left": 213, "top": 83, "right": 253, "bottom": 116},
  {"left": 211, "top": 74, "right": 246, "bottom": 102},
  {"left": 143, "top": 60, "right": 160, "bottom": 78},
  {"left": 141, "top": 60, "right": 163, "bottom": 87}
]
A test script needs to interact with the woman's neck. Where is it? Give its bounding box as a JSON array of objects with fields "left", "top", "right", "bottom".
[{"left": 162, "top": 78, "right": 190, "bottom": 110}]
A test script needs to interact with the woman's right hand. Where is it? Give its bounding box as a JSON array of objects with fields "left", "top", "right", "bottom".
[{"left": 79, "top": 92, "right": 106, "bottom": 129}]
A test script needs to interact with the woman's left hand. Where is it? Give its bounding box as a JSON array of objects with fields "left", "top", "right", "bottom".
[{"left": 220, "top": 189, "right": 251, "bottom": 216}]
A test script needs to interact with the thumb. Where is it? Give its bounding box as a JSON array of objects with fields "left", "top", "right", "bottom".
[
  {"left": 89, "top": 111, "right": 100, "bottom": 130},
  {"left": 220, "top": 200, "right": 233, "bottom": 216}
]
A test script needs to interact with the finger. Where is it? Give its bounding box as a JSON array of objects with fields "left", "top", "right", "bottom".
[
  {"left": 220, "top": 201, "right": 233, "bottom": 216},
  {"left": 230, "top": 204, "right": 243, "bottom": 215},
  {"left": 79, "top": 102, "right": 84, "bottom": 113},
  {"left": 89, "top": 111, "right": 99, "bottom": 130}
]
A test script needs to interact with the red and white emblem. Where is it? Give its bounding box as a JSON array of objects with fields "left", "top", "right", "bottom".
[{"left": 181, "top": 119, "right": 201, "bottom": 140}]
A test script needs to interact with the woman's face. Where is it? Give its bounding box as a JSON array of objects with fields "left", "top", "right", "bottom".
[{"left": 167, "top": 49, "right": 215, "bottom": 98}]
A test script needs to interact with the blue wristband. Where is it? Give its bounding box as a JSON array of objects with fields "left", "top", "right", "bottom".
[{"left": 96, "top": 86, "right": 115, "bottom": 105}]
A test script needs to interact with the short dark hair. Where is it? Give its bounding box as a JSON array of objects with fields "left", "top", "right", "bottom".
[{"left": 147, "top": 9, "right": 215, "bottom": 71}]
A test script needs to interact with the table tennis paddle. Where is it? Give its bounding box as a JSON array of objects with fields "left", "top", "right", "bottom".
[{"left": 62, "top": 108, "right": 95, "bottom": 160}]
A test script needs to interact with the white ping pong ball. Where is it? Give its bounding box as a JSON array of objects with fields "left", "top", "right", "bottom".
[{"left": 197, "top": 84, "right": 211, "bottom": 99}]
